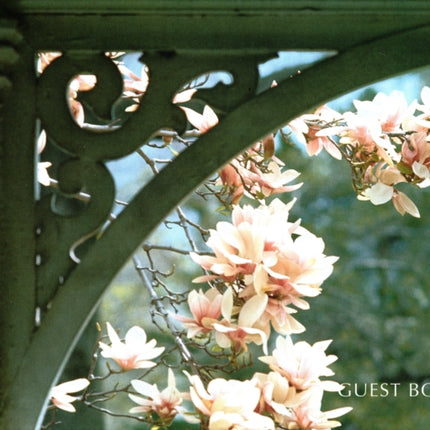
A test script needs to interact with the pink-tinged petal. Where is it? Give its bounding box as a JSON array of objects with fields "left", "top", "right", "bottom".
[
  {"left": 313, "top": 339, "right": 332, "bottom": 352},
  {"left": 412, "top": 161, "right": 429, "bottom": 178},
  {"left": 209, "top": 412, "right": 244, "bottom": 430},
  {"left": 238, "top": 294, "right": 268, "bottom": 328},
  {"left": 131, "top": 380, "right": 159, "bottom": 400},
  {"left": 53, "top": 378, "right": 90, "bottom": 393},
  {"left": 221, "top": 288, "right": 233, "bottom": 321},
  {"left": 203, "top": 105, "right": 219, "bottom": 128},
  {"left": 192, "top": 274, "right": 219, "bottom": 283},
  {"left": 368, "top": 182, "right": 393, "bottom": 205},
  {"left": 52, "top": 397, "right": 77, "bottom": 413},
  {"left": 37, "top": 130, "right": 47, "bottom": 153},
  {"left": 106, "top": 321, "right": 122, "bottom": 345},
  {"left": 324, "top": 406, "right": 354, "bottom": 419},
  {"left": 125, "top": 325, "right": 148, "bottom": 347},
  {"left": 421, "top": 86, "right": 430, "bottom": 107},
  {"left": 242, "top": 326, "right": 268, "bottom": 354},
  {"left": 324, "top": 140, "right": 343, "bottom": 159},
  {"left": 167, "top": 368, "right": 176, "bottom": 387},
  {"left": 133, "top": 360, "right": 157, "bottom": 369},
  {"left": 216, "top": 222, "right": 244, "bottom": 252},
  {"left": 214, "top": 331, "right": 233, "bottom": 349},
  {"left": 129, "top": 393, "right": 151, "bottom": 407},
  {"left": 50, "top": 378, "right": 89, "bottom": 413},
  {"left": 316, "top": 126, "right": 347, "bottom": 137},
  {"left": 180, "top": 105, "right": 218, "bottom": 133},
  {"left": 173, "top": 88, "right": 196, "bottom": 103},
  {"left": 253, "top": 265, "right": 270, "bottom": 294},
  {"left": 37, "top": 162, "right": 52, "bottom": 186},
  {"left": 393, "top": 190, "right": 420, "bottom": 218},
  {"left": 207, "top": 290, "right": 223, "bottom": 316},
  {"left": 306, "top": 138, "right": 323, "bottom": 156}
]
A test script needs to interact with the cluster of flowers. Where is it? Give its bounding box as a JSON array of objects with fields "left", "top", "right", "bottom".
[
  {"left": 186, "top": 334, "right": 351, "bottom": 430},
  {"left": 217, "top": 137, "right": 302, "bottom": 205},
  {"left": 50, "top": 323, "right": 351, "bottom": 430},
  {"left": 288, "top": 88, "right": 430, "bottom": 218},
  {"left": 181, "top": 198, "right": 337, "bottom": 354}
]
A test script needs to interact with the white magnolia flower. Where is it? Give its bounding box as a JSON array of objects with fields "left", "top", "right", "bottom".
[
  {"left": 99, "top": 322, "right": 164, "bottom": 370},
  {"left": 50, "top": 378, "right": 90, "bottom": 412}
]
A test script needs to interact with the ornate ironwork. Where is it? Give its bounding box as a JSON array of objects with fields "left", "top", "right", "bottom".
[{"left": 2, "top": 2, "right": 430, "bottom": 429}]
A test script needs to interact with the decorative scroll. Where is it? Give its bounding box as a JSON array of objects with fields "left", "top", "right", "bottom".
[{"left": 35, "top": 50, "right": 273, "bottom": 310}]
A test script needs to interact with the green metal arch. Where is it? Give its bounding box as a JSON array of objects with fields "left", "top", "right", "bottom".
[{"left": 4, "top": 24, "right": 430, "bottom": 430}]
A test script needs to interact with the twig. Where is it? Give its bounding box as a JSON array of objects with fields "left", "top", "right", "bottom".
[{"left": 132, "top": 255, "right": 199, "bottom": 374}]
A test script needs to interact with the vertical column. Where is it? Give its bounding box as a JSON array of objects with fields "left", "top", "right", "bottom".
[{"left": 0, "top": 21, "right": 37, "bottom": 421}]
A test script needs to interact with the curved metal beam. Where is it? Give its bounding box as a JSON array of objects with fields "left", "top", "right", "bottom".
[{"left": 3, "top": 24, "right": 430, "bottom": 430}]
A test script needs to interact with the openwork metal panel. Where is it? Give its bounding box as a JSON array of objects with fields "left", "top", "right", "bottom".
[{"left": 2, "top": 1, "right": 430, "bottom": 428}]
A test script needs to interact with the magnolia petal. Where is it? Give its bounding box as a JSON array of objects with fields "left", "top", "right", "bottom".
[
  {"left": 106, "top": 322, "right": 122, "bottom": 345},
  {"left": 52, "top": 399, "right": 77, "bottom": 413},
  {"left": 421, "top": 86, "right": 430, "bottom": 107},
  {"left": 412, "top": 161, "right": 430, "bottom": 179},
  {"left": 167, "top": 368, "right": 176, "bottom": 387},
  {"left": 215, "top": 331, "right": 233, "bottom": 349},
  {"left": 125, "top": 325, "right": 148, "bottom": 347},
  {"left": 131, "top": 379, "right": 159, "bottom": 399},
  {"left": 238, "top": 294, "right": 268, "bottom": 328},
  {"left": 393, "top": 191, "right": 420, "bottom": 218},
  {"left": 368, "top": 182, "right": 393, "bottom": 205},
  {"left": 324, "top": 406, "right": 354, "bottom": 420},
  {"left": 173, "top": 88, "right": 197, "bottom": 103},
  {"left": 325, "top": 140, "right": 343, "bottom": 159},
  {"left": 221, "top": 287, "right": 233, "bottom": 321},
  {"left": 53, "top": 378, "right": 90, "bottom": 393}
]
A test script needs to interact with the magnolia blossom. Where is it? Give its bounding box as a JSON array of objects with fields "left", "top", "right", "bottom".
[
  {"left": 50, "top": 378, "right": 90, "bottom": 413},
  {"left": 257, "top": 297, "right": 305, "bottom": 335},
  {"left": 191, "top": 198, "right": 304, "bottom": 285},
  {"left": 37, "top": 130, "right": 51, "bottom": 186},
  {"left": 401, "top": 131, "right": 430, "bottom": 181},
  {"left": 392, "top": 189, "right": 421, "bottom": 217},
  {"left": 340, "top": 112, "right": 395, "bottom": 162},
  {"left": 288, "top": 89, "right": 430, "bottom": 217},
  {"left": 410, "top": 85, "right": 430, "bottom": 129},
  {"left": 288, "top": 107, "right": 343, "bottom": 159},
  {"left": 245, "top": 161, "right": 302, "bottom": 198},
  {"left": 217, "top": 139, "right": 302, "bottom": 204},
  {"left": 360, "top": 183, "right": 420, "bottom": 218},
  {"left": 212, "top": 287, "right": 269, "bottom": 353},
  {"left": 353, "top": 90, "right": 412, "bottom": 133},
  {"left": 173, "top": 288, "right": 223, "bottom": 337},
  {"left": 259, "top": 335, "right": 341, "bottom": 392},
  {"left": 99, "top": 322, "right": 164, "bottom": 370},
  {"left": 180, "top": 105, "right": 219, "bottom": 133},
  {"left": 276, "top": 387, "right": 352, "bottom": 430},
  {"left": 191, "top": 199, "right": 337, "bottom": 337},
  {"left": 338, "top": 91, "right": 413, "bottom": 163},
  {"left": 129, "top": 368, "right": 198, "bottom": 424},
  {"left": 219, "top": 163, "right": 245, "bottom": 204},
  {"left": 252, "top": 233, "right": 338, "bottom": 299},
  {"left": 253, "top": 371, "right": 308, "bottom": 416},
  {"left": 185, "top": 372, "right": 274, "bottom": 430}
]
